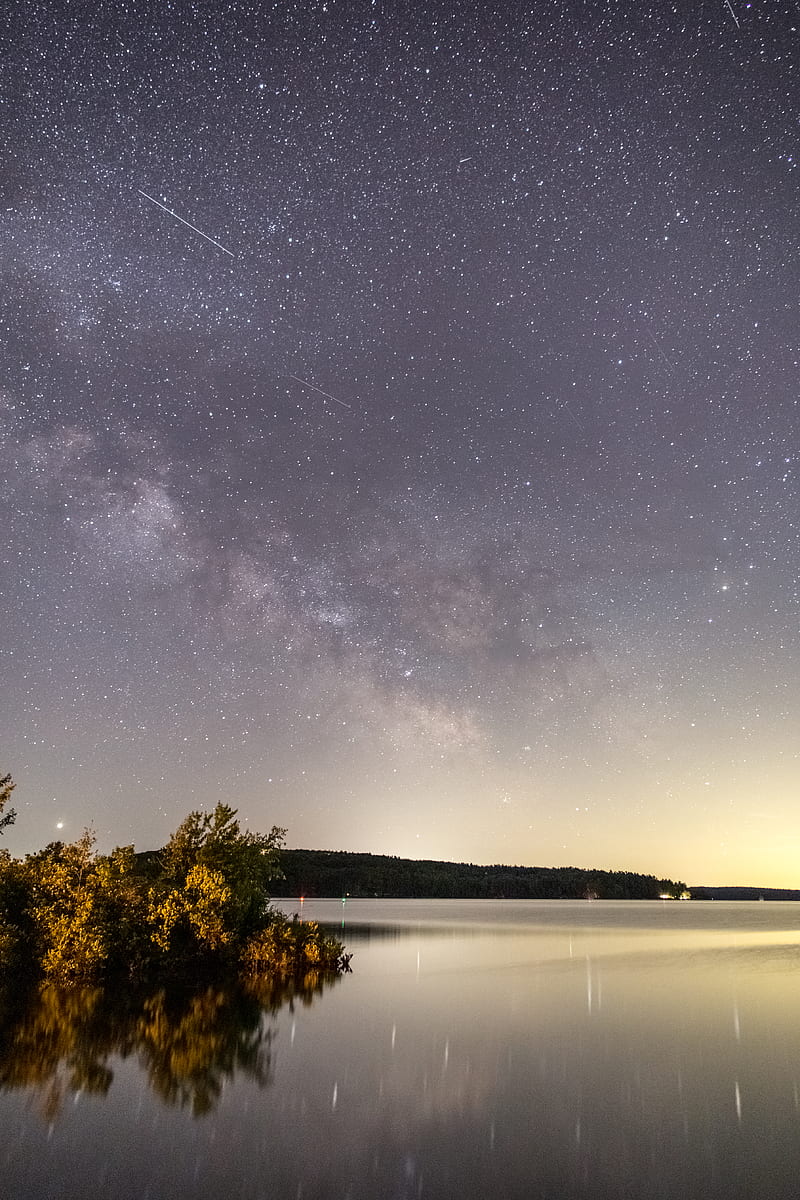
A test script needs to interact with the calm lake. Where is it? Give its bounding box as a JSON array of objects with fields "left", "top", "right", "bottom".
[{"left": 4, "top": 899, "right": 800, "bottom": 1199}]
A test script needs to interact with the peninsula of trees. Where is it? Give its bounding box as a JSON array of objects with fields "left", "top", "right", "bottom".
[
  {"left": 0, "top": 778, "right": 346, "bottom": 984},
  {"left": 275, "top": 849, "right": 687, "bottom": 900}
]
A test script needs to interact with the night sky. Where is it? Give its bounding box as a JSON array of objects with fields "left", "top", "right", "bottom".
[{"left": 2, "top": 0, "right": 798, "bottom": 886}]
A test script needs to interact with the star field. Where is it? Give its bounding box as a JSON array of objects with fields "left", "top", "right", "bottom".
[{"left": 2, "top": 0, "right": 798, "bottom": 884}]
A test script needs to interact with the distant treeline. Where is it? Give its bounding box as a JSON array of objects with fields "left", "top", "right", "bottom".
[
  {"left": 275, "top": 849, "right": 686, "bottom": 900},
  {"left": 690, "top": 886, "right": 800, "bottom": 901}
]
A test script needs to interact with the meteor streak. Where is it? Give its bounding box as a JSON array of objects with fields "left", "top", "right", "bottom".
[
  {"left": 288, "top": 375, "right": 352, "bottom": 409},
  {"left": 724, "top": 0, "right": 740, "bottom": 27},
  {"left": 137, "top": 189, "right": 235, "bottom": 256}
]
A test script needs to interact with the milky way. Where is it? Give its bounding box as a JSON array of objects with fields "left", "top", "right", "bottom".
[{"left": 2, "top": 0, "right": 798, "bottom": 884}]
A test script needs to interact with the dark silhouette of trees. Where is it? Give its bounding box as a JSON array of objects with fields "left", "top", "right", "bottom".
[{"left": 275, "top": 849, "right": 686, "bottom": 901}]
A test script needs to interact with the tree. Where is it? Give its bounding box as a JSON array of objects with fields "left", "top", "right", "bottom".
[
  {"left": 0, "top": 774, "right": 16, "bottom": 835},
  {"left": 156, "top": 803, "right": 286, "bottom": 946},
  {"left": 0, "top": 796, "right": 344, "bottom": 983},
  {"left": 23, "top": 832, "right": 109, "bottom": 982}
]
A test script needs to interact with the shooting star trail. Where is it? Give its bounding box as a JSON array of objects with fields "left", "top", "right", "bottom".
[
  {"left": 724, "top": 0, "right": 740, "bottom": 27},
  {"left": 137, "top": 189, "right": 235, "bottom": 256},
  {"left": 560, "top": 399, "right": 583, "bottom": 430},
  {"left": 645, "top": 323, "right": 676, "bottom": 369},
  {"left": 288, "top": 375, "right": 352, "bottom": 410}
]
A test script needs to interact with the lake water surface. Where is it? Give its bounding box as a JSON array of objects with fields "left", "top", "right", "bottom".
[{"left": 4, "top": 899, "right": 800, "bottom": 1199}]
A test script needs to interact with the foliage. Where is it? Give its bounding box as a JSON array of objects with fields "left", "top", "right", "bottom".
[
  {"left": 151, "top": 804, "right": 286, "bottom": 956},
  {"left": 0, "top": 791, "right": 346, "bottom": 985},
  {"left": 0, "top": 774, "right": 16, "bottom": 835},
  {"left": 241, "top": 914, "right": 345, "bottom": 975},
  {"left": 24, "top": 833, "right": 109, "bottom": 983}
]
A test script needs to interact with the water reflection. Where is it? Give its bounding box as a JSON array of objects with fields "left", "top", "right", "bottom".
[
  {"left": 0, "top": 971, "right": 340, "bottom": 1120},
  {"left": 7, "top": 904, "right": 800, "bottom": 1199},
  {"left": 277, "top": 895, "right": 800, "bottom": 934}
]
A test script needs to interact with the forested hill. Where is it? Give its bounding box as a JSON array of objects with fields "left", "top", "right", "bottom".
[
  {"left": 274, "top": 849, "right": 686, "bottom": 900},
  {"left": 689, "top": 886, "right": 800, "bottom": 901}
]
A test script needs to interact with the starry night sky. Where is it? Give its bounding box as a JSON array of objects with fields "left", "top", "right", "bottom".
[{"left": 2, "top": 0, "right": 798, "bottom": 885}]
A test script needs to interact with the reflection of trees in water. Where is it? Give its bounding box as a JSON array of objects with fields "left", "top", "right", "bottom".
[{"left": 0, "top": 971, "right": 339, "bottom": 1120}]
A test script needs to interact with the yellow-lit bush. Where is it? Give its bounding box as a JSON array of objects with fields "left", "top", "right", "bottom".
[{"left": 0, "top": 799, "right": 348, "bottom": 985}]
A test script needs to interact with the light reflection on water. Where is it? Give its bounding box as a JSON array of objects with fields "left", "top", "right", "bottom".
[{"left": 4, "top": 900, "right": 800, "bottom": 1199}]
